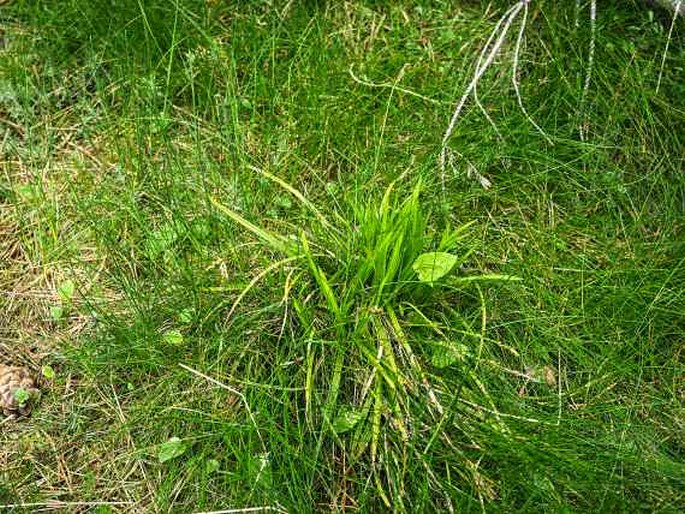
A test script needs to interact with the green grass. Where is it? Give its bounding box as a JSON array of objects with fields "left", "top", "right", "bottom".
[{"left": 1, "top": 1, "right": 684, "bottom": 511}]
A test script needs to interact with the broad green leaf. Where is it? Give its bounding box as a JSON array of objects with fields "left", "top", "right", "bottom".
[
  {"left": 158, "top": 437, "right": 187, "bottom": 463},
  {"left": 412, "top": 252, "right": 459, "bottom": 283},
  {"left": 57, "top": 280, "right": 75, "bottom": 303},
  {"left": 333, "top": 407, "right": 364, "bottom": 434},
  {"left": 163, "top": 329, "right": 184, "bottom": 346}
]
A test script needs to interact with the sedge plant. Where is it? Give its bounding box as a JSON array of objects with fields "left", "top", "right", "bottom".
[{"left": 211, "top": 168, "right": 517, "bottom": 508}]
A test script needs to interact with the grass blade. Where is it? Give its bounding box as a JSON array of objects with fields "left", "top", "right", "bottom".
[
  {"left": 300, "top": 232, "right": 341, "bottom": 320},
  {"left": 210, "top": 196, "right": 295, "bottom": 255}
]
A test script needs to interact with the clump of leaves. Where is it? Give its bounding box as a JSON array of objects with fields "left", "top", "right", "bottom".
[
  {"left": 212, "top": 169, "right": 516, "bottom": 507},
  {"left": 51, "top": 279, "right": 76, "bottom": 321},
  {"left": 13, "top": 387, "right": 31, "bottom": 407}
]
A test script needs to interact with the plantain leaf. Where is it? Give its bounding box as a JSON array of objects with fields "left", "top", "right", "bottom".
[
  {"left": 412, "top": 252, "right": 459, "bottom": 283},
  {"left": 50, "top": 305, "right": 64, "bottom": 321}
]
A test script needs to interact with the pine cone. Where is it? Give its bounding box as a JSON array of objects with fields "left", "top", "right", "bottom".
[{"left": 0, "top": 364, "right": 41, "bottom": 417}]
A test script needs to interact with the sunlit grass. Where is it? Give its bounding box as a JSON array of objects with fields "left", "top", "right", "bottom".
[{"left": 1, "top": 1, "right": 683, "bottom": 511}]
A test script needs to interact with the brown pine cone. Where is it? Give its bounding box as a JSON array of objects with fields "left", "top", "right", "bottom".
[{"left": 0, "top": 364, "right": 41, "bottom": 417}]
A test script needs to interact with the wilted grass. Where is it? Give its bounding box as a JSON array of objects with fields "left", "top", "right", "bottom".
[{"left": 1, "top": 1, "right": 684, "bottom": 512}]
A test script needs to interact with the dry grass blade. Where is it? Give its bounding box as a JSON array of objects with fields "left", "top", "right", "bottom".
[
  {"left": 579, "top": 0, "right": 597, "bottom": 140},
  {"left": 0, "top": 501, "right": 134, "bottom": 510}
]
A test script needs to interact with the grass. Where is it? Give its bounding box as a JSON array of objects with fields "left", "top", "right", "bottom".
[{"left": 1, "top": 0, "right": 684, "bottom": 511}]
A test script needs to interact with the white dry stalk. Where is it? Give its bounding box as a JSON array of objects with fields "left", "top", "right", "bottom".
[
  {"left": 471, "top": 7, "right": 517, "bottom": 141},
  {"left": 656, "top": 0, "right": 682, "bottom": 94},
  {"left": 439, "top": 2, "right": 524, "bottom": 173},
  {"left": 579, "top": 0, "right": 597, "bottom": 141},
  {"left": 473, "top": 3, "right": 523, "bottom": 81},
  {"left": 439, "top": 1, "right": 535, "bottom": 189},
  {"left": 512, "top": 1, "right": 552, "bottom": 144},
  {"left": 473, "top": 79, "right": 503, "bottom": 140}
]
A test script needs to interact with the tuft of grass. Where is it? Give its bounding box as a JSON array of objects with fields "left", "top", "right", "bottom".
[{"left": 211, "top": 171, "right": 514, "bottom": 507}]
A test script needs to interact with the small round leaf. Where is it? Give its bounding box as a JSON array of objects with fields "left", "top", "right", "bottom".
[
  {"left": 163, "top": 329, "right": 184, "bottom": 346},
  {"left": 205, "top": 458, "right": 220, "bottom": 474},
  {"left": 14, "top": 387, "right": 30, "bottom": 406},
  {"left": 42, "top": 365, "right": 56, "bottom": 380}
]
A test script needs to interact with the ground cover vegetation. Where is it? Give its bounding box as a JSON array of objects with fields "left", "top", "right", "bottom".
[{"left": 0, "top": 0, "right": 684, "bottom": 511}]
